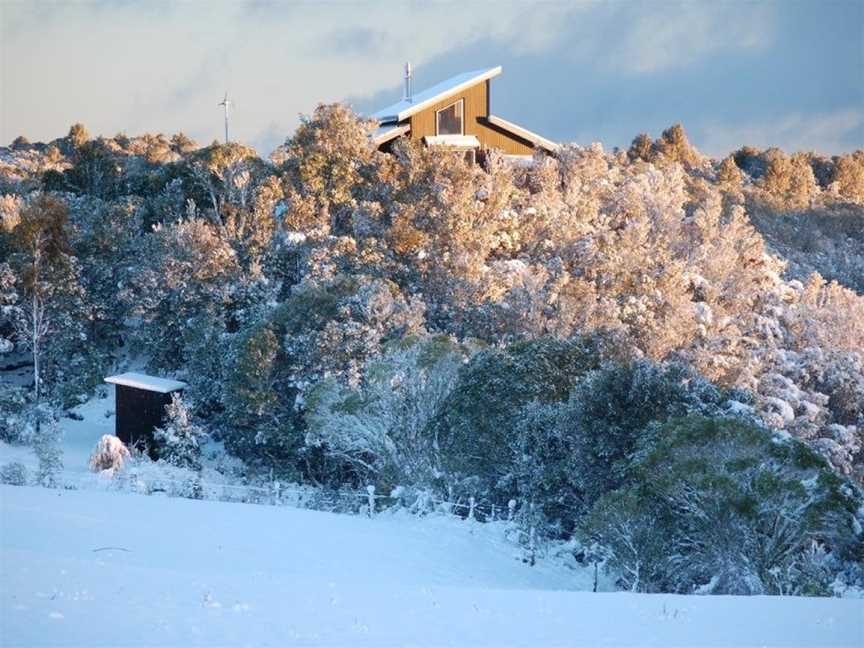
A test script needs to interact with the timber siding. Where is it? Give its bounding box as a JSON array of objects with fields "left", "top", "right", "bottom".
[
  {"left": 371, "top": 66, "right": 556, "bottom": 156},
  {"left": 408, "top": 81, "right": 534, "bottom": 155}
]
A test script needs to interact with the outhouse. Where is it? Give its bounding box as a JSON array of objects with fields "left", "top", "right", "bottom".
[{"left": 104, "top": 372, "right": 187, "bottom": 458}]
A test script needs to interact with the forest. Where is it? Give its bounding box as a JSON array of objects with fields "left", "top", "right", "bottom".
[{"left": 1, "top": 108, "right": 863, "bottom": 597}]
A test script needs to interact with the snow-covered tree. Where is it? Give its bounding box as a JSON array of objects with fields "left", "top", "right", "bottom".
[
  {"left": 153, "top": 394, "right": 207, "bottom": 470},
  {"left": 583, "top": 415, "right": 863, "bottom": 595},
  {"left": 305, "top": 336, "right": 466, "bottom": 489}
]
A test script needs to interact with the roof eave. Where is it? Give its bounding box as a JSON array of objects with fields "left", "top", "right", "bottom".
[
  {"left": 486, "top": 114, "right": 560, "bottom": 154},
  {"left": 371, "top": 123, "right": 410, "bottom": 146}
]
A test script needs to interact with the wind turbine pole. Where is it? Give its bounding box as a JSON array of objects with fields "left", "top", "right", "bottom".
[{"left": 218, "top": 91, "right": 233, "bottom": 143}]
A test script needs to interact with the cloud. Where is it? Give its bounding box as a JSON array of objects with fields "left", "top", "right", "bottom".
[
  {"left": 1, "top": 0, "right": 860, "bottom": 158},
  {"left": 696, "top": 109, "right": 864, "bottom": 157},
  {"left": 607, "top": 3, "right": 777, "bottom": 74}
]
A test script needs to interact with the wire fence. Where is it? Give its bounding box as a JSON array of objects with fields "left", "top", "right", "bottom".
[{"left": 36, "top": 467, "right": 523, "bottom": 527}]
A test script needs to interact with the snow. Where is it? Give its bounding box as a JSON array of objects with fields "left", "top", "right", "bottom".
[
  {"left": 104, "top": 371, "right": 187, "bottom": 394},
  {"left": 1, "top": 485, "right": 862, "bottom": 647},
  {"left": 371, "top": 123, "right": 410, "bottom": 146},
  {"left": 371, "top": 67, "right": 502, "bottom": 123}
]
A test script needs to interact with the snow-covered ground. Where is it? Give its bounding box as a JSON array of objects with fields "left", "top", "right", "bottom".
[
  {"left": 1, "top": 485, "right": 862, "bottom": 648},
  {"left": 1, "top": 387, "right": 862, "bottom": 647},
  {"left": 0, "top": 382, "right": 115, "bottom": 477}
]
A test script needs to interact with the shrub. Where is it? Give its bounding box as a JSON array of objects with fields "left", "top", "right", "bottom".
[
  {"left": 514, "top": 360, "right": 729, "bottom": 535},
  {"left": 305, "top": 336, "right": 467, "bottom": 490},
  {"left": 582, "top": 416, "right": 863, "bottom": 595},
  {"left": 88, "top": 434, "right": 131, "bottom": 473},
  {"left": 428, "top": 336, "right": 609, "bottom": 501},
  {"left": 0, "top": 462, "right": 28, "bottom": 486}
]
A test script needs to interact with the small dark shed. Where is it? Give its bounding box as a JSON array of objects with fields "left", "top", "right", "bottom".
[{"left": 104, "top": 372, "right": 187, "bottom": 458}]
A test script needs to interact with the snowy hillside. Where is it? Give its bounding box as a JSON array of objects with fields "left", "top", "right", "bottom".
[{"left": 1, "top": 485, "right": 861, "bottom": 648}]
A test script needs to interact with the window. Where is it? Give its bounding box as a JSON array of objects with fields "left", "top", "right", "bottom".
[{"left": 436, "top": 99, "right": 464, "bottom": 136}]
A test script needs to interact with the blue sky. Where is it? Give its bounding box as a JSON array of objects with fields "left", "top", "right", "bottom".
[{"left": 1, "top": 0, "right": 862, "bottom": 157}]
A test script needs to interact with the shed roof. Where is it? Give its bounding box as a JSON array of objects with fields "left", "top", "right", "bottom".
[
  {"left": 371, "top": 66, "right": 502, "bottom": 123},
  {"left": 105, "top": 372, "right": 187, "bottom": 394}
]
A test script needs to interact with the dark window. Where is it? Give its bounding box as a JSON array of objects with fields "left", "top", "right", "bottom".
[{"left": 436, "top": 99, "right": 463, "bottom": 136}]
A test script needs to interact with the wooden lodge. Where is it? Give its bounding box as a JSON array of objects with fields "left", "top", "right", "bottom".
[
  {"left": 104, "top": 372, "right": 187, "bottom": 458},
  {"left": 371, "top": 65, "right": 559, "bottom": 163}
]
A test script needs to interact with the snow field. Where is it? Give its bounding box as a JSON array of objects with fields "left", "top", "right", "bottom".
[{"left": 1, "top": 485, "right": 862, "bottom": 648}]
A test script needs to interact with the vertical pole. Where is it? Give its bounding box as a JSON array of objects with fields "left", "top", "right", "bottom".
[{"left": 366, "top": 484, "right": 375, "bottom": 518}]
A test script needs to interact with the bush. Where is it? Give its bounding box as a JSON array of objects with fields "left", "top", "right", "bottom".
[
  {"left": 428, "top": 336, "right": 609, "bottom": 501},
  {"left": 88, "top": 434, "right": 131, "bottom": 473},
  {"left": 0, "top": 462, "right": 28, "bottom": 486},
  {"left": 305, "top": 336, "right": 466, "bottom": 490},
  {"left": 515, "top": 360, "right": 729, "bottom": 536},
  {"left": 582, "top": 416, "right": 863, "bottom": 595}
]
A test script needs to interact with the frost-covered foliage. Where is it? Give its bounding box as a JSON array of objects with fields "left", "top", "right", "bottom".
[
  {"left": 428, "top": 336, "right": 612, "bottom": 501},
  {"left": 3, "top": 115, "right": 864, "bottom": 595},
  {"left": 32, "top": 415, "right": 63, "bottom": 487},
  {"left": 305, "top": 336, "right": 467, "bottom": 490},
  {"left": 153, "top": 394, "right": 207, "bottom": 470},
  {"left": 88, "top": 434, "right": 131, "bottom": 473},
  {"left": 508, "top": 360, "right": 740, "bottom": 542},
  {"left": 582, "top": 416, "right": 863, "bottom": 596},
  {"left": 0, "top": 462, "right": 28, "bottom": 486}
]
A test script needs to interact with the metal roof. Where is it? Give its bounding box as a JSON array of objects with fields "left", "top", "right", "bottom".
[{"left": 371, "top": 66, "right": 502, "bottom": 123}]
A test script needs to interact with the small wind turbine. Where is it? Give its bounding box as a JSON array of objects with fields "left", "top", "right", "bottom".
[{"left": 217, "top": 91, "right": 233, "bottom": 143}]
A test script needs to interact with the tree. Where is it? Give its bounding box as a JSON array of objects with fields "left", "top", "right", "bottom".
[
  {"left": 627, "top": 133, "right": 652, "bottom": 162},
  {"left": 154, "top": 394, "right": 207, "bottom": 470},
  {"left": 428, "top": 336, "right": 609, "bottom": 501},
  {"left": 717, "top": 155, "right": 743, "bottom": 187},
  {"left": 186, "top": 142, "right": 262, "bottom": 218},
  {"left": 68, "top": 123, "right": 90, "bottom": 149},
  {"left": 651, "top": 124, "right": 701, "bottom": 167},
  {"left": 0, "top": 262, "right": 20, "bottom": 354},
  {"left": 305, "top": 336, "right": 466, "bottom": 489},
  {"left": 9, "top": 196, "right": 72, "bottom": 408},
  {"left": 515, "top": 360, "right": 729, "bottom": 536},
  {"left": 832, "top": 151, "right": 864, "bottom": 203},
  {"left": 277, "top": 103, "right": 378, "bottom": 234}
]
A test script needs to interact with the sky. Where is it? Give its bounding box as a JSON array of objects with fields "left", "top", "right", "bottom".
[{"left": 1, "top": 0, "right": 862, "bottom": 158}]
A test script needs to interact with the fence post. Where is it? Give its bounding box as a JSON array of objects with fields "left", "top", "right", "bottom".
[
  {"left": 508, "top": 498, "right": 516, "bottom": 522},
  {"left": 468, "top": 496, "right": 475, "bottom": 521},
  {"left": 528, "top": 526, "right": 536, "bottom": 566},
  {"left": 490, "top": 504, "right": 496, "bottom": 522},
  {"left": 272, "top": 480, "right": 281, "bottom": 505},
  {"left": 366, "top": 484, "right": 376, "bottom": 518}
]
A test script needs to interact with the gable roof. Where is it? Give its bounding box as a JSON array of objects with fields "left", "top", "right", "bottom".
[{"left": 372, "top": 66, "right": 502, "bottom": 123}]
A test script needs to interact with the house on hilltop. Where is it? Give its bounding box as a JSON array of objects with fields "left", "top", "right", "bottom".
[{"left": 371, "top": 65, "right": 558, "bottom": 163}]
